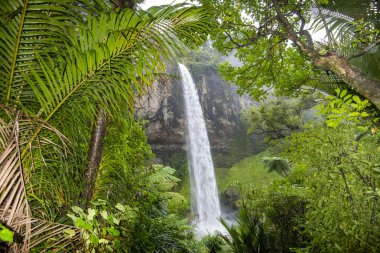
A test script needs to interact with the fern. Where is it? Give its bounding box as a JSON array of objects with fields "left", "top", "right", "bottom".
[
  {"left": 261, "top": 156, "right": 290, "bottom": 176},
  {"left": 0, "top": 1, "right": 211, "bottom": 251}
]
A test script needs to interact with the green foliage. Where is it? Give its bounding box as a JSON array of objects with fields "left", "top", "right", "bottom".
[
  {"left": 199, "top": 0, "right": 380, "bottom": 106},
  {"left": 220, "top": 207, "right": 269, "bottom": 253},
  {"left": 182, "top": 44, "right": 222, "bottom": 67},
  {"left": 0, "top": 0, "right": 212, "bottom": 251},
  {"left": 317, "top": 89, "right": 377, "bottom": 128},
  {"left": 224, "top": 90, "right": 380, "bottom": 252},
  {"left": 96, "top": 118, "right": 190, "bottom": 216},
  {"left": 197, "top": 0, "right": 321, "bottom": 99},
  {"left": 201, "top": 234, "right": 225, "bottom": 253},
  {"left": 2, "top": 1, "right": 380, "bottom": 252},
  {"left": 241, "top": 97, "right": 313, "bottom": 142},
  {"left": 0, "top": 223, "right": 13, "bottom": 243},
  {"left": 286, "top": 92, "right": 380, "bottom": 252},
  {"left": 261, "top": 157, "right": 291, "bottom": 176},
  {"left": 218, "top": 43, "right": 319, "bottom": 100},
  {"left": 352, "top": 18, "right": 380, "bottom": 47},
  {"left": 69, "top": 197, "right": 198, "bottom": 252},
  {"left": 74, "top": 117, "right": 194, "bottom": 251},
  {"left": 233, "top": 121, "right": 380, "bottom": 251},
  {"left": 68, "top": 200, "right": 137, "bottom": 252},
  {"left": 312, "top": 0, "right": 380, "bottom": 81},
  {"left": 160, "top": 150, "right": 188, "bottom": 184},
  {"left": 148, "top": 165, "right": 189, "bottom": 215},
  {"left": 95, "top": 118, "right": 153, "bottom": 205},
  {"left": 244, "top": 180, "right": 309, "bottom": 252},
  {"left": 215, "top": 153, "right": 281, "bottom": 194},
  {"left": 282, "top": 122, "right": 380, "bottom": 252}
]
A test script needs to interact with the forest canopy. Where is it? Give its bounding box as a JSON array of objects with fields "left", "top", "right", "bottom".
[
  {"left": 199, "top": 0, "right": 380, "bottom": 108},
  {"left": 0, "top": 0, "right": 380, "bottom": 252}
]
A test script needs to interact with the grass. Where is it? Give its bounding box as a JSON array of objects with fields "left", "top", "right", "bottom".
[
  {"left": 215, "top": 151, "right": 281, "bottom": 194},
  {"left": 179, "top": 151, "right": 281, "bottom": 200}
]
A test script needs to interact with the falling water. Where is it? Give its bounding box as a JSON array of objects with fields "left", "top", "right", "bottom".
[{"left": 178, "top": 63, "right": 225, "bottom": 237}]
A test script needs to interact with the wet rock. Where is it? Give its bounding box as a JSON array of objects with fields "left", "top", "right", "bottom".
[
  {"left": 220, "top": 186, "right": 240, "bottom": 212},
  {"left": 135, "top": 63, "right": 263, "bottom": 168}
]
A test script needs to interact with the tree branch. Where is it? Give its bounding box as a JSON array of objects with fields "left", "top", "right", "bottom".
[
  {"left": 293, "top": 9, "right": 315, "bottom": 49},
  {"left": 225, "top": 32, "right": 242, "bottom": 47},
  {"left": 272, "top": 0, "right": 318, "bottom": 58},
  {"left": 272, "top": 0, "right": 380, "bottom": 110},
  {"left": 348, "top": 40, "right": 380, "bottom": 60},
  {"left": 314, "top": 53, "right": 380, "bottom": 110}
]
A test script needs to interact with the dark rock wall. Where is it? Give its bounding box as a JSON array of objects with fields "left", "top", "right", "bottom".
[
  {"left": 187, "top": 64, "right": 251, "bottom": 150},
  {"left": 135, "top": 74, "right": 185, "bottom": 154},
  {"left": 135, "top": 63, "right": 263, "bottom": 168}
]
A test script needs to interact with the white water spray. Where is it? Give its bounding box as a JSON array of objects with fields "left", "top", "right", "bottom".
[{"left": 178, "top": 63, "right": 225, "bottom": 237}]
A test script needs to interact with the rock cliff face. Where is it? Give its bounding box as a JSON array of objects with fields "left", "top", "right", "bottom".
[
  {"left": 135, "top": 64, "right": 185, "bottom": 155},
  {"left": 135, "top": 63, "right": 261, "bottom": 168}
]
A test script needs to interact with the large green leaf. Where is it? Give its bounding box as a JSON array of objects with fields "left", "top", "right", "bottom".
[{"left": 0, "top": 0, "right": 107, "bottom": 108}]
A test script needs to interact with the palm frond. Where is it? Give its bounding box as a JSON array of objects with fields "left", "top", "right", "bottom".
[
  {"left": 220, "top": 218, "right": 244, "bottom": 253},
  {"left": 28, "top": 4, "right": 209, "bottom": 117},
  {"left": 320, "top": 0, "right": 379, "bottom": 25},
  {"left": 0, "top": 0, "right": 106, "bottom": 108},
  {"left": 311, "top": 5, "right": 355, "bottom": 45},
  {"left": 310, "top": 0, "right": 380, "bottom": 93},
  {"left": 19, "top": 218, "right": 80, "bottom": 252},
  {"left": 349, "top": 44, "right": 380, "bottom": 80},
  {"left": 312, "top": 73, "right": 350, "bottom": 95},
  {"left": 21, "top": 4, "right": 209, "bottom": 152},
  {"left": 0, "top": 115, "right": 31, "bottom": 252},
  {"left": 220, "top": 210, "right": 270, "bottom": 253},
  {"left": 0, "top": 2, "right": 211, "bottom": 251},
  {"left": 311, "top": 0, "right": 378, "bottom": 44}
]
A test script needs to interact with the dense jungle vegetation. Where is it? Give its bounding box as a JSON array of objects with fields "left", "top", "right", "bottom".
[{"left": 0, "top": 0, "right": 379, "bottom": 252}]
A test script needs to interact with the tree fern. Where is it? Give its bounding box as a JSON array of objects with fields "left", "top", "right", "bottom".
[{"left": 261, "top": 156, "right": 290, "bottom": 176}]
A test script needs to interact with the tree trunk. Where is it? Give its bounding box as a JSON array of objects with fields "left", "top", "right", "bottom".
[
  {"left": 272, "top": 0, "right": 380, "bottom": 110},
  {"left": 83, "top": 108, "right": 107, "bottom": 207},
  {"left": 314, "top": 53, "right": 380, "bottom": 109},
  {"left": 82, "top": 0, "right": 135, "bottom": 208}
]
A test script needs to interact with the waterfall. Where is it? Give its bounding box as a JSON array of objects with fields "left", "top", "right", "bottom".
[{"left": 178, "top": 63, "right": 225, "bottom": 237}]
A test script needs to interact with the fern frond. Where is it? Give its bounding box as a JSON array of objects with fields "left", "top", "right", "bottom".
[
  {"left": 149, "top": 165, "right": 180, "bottom": 191},
  {"left": 261, "top": 156, "right": 290, "bottom": 176}
]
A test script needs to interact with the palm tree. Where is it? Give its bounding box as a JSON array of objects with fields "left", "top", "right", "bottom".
[{"left": 0, "top": 0, "right": 210, "bottom": 251}]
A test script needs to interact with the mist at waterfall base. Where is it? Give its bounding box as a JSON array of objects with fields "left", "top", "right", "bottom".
[{"left": 178, "top": 63, "right": 228, "bottom": 238}]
